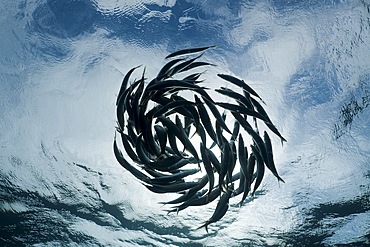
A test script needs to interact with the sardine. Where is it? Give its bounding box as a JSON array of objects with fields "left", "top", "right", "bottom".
[
  {"left": 150, "top": 169, "right": 199, "bottom": 185},
  {"left": 157, "top": 58, "right": 185, "bottom": 81},
  {"left": 250, "top": 97, "right": 287, "bottom": 144},
  {"left": 200, "top": 142, "right": 215, "bottom": 200},
  {"left": 154, "top": 124, "right": 167, "bottom": 155},
  {"left": 165, "top": 45, "right": 217, "bottom": 59},
  {"left": 203, "top": 96, "right": 232, "bottom": 134},
  {"left": 194, "top": 95, "right": 218, "bottom": 144},
  {"left": 263, "top": 131, "right": 285, "bottom": 183},
  {"left": 217, "top": 74, "right": 265, "bottom": 103},
  {"left": 215, "top": 87, "right": 254, "bottom": 110},
  {"left": 145, "top": 181, "right": 199, "bottom": 193},
  {"left": 116, "top": 65, "right": 142, "bottom": 105},
  {"left": 196, "top": 184, "right": 234, "bottom": 233},
  {"left": 216, "top": 102, "right": 268, "bottom": 122},
  {"left": 113, "top": 136, "right": 150, "bottom": 183},
  {"left": 251, "top": 145, "right": 265, "bottom": 196}
]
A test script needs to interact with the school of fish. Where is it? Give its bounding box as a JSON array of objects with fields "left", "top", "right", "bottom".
[{"left": 114, "top": 46, "right": 286, "bottom": 232}]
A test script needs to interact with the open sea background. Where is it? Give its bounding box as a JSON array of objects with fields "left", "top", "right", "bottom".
[{"left": 1, "top": 0, "right": 370, "bottom": 246}]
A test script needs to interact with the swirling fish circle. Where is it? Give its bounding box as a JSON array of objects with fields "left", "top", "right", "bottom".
[{"left": 114, "top": 46, "right": 286, "bottom": 232}]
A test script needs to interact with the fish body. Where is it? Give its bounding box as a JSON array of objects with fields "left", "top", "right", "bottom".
[
  {"left": 216, "top": 102, "right": 268, "bottom": 122},
  {"left": 150, "top": 168, "right": 199, "bottom": 185},
  {"left": 161, "top": 188, "right": 208, "bottom": 206},
  {"left": 250, "top": 97, "right": 287, "bottom": 143},
  {"left": 135, "top": 133, "right": 152, "bottom": 164},
  {"left": 148, "top": 155, "right": 183, "bottom": 171},
  {"left": 202, "top": 96, "right": 232, "bottom": 134},
  {"left": 195, "top": 95, "right": 218, "bottom": 144},
  {"left": 167, "top": 54, "right": 203, "bottom": 76},
  {"left": 146, "top": 79, "right": 207, "bottom": 92},
  {"left": 218, "top": 136, "right": 231, "bottom": 191},
  {"left": 206, "top": 148, "right": 221, "bottom": 173},
  {"left": 145, "top": 181, "right": 199, "bottom": 193},
  {"left": 197, "top": 184, "right": 233, "bottom": 232},
  {"left": 263, "top": 131, "right": 285, "bottom": 183},
  {"left": 217, "top": 74, "right": 264, "bottom": 102},
  {"left": 200, "top": 142, "right": 215, "bottom": 200},
  {"left": 156, "top": 58, "right": 185, "bottom": 81},
  {"left": 119, "top": 132, "right": 139, "bottom": 162},
  {"left": 215, "top": 87, "right": 254, "bottom": 110},
  {"left": 154, "top": 124, "right": 167, "bottom": 154},
  {"left": 113, "top": 136, "right": 150, "bottom": 183},
  {"left": 175, "top": 115, "right": 200, "bottom": 162},
  {"left": 165, "top": 45, "right": 217, "bottom": 59},
  {"left": 230, "top": 120, "right": 240, "bottom": 141},
  {"left": 153, "top": 99, "right": 196, "bottom": 118},
  {"left": 251, "top": 145, "right": 265, "bottom": 196},
  {"left": 116, "top": 65, "right": 141, "bottom": 105},
  {"left": 231, "top": 112, "right": 269, "bottom": 167}
]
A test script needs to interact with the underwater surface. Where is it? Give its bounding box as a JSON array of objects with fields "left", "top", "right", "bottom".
[{"left": 1, "top": 0, "right": 370, "bottom": 246}]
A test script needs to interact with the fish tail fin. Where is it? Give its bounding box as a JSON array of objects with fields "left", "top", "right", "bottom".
[
  {"left": 195, "top": 222, "right": 205, "bottom": 231},
  {"left": 280, "top": 137, "right": 287, "bottom": 146},
  {"left": 190, "top": 131, "right": 197, "bottom": 139},
  {"left": 163, "top": 209, "right": 171, "bottom": 215},
  {"left": 251, "top": 189, "right": 256, "bottom": 198},
  {"left": 209, "top": 141, "right": 217, "bottom": 149},
  {"left": 196, "top": 221, "right": 209, "bottom": 233},
  {"left": 157, "top": 202, "right": 167, "bottom": 207},
  {"left": 277, "top": 176, "right": 285, "bottom": 183}
]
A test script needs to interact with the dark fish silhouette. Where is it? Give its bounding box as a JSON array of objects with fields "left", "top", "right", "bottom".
[
  {"left": 196, "top": 184, "right": 234, "bottom": 232},
  {"left": 156, "top": 58, "right": 185, "bottom": 81},
  {"left": 165, "top": 45, "right": 217, "bottom": 59},
  {"left": 263, "top": 131, "right": 285, "bottom": 183},
  {"left": 200, "top": 142, "right": 215, "bottom": 200},
  {"left": 217, "top": 74, "right": 265, "bottom": 103},
  {"left": 195, "top": 95, "right": 218, "bottom": 144}
]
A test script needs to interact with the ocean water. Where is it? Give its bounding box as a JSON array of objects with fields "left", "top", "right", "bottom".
[{"left": 1, "top": 0, "right": 370, "bottom": 246}]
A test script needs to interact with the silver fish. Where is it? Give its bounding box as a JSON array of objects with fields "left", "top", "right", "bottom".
[
  {"left": 116, "top": 65, "right": 142, "bottom": 105},
  {"left": 250, "top": 97, "right": 287, "bottom": 144},
  {"left": 251, "top": 145, "right": 265, "bottom": 196},
  {"left": 165, "top": 45, "right": 217, "bottom": 59},
  {"left": 263, "top": 131, "right": 285, "bottom": 183},
  {"left": 215, "top": 87, "right": 254, "bottom": 110},
  {"left": 156, "top": 58, "right": 185, "bottom": 81},
  {"left": 194, "top": 95, "right": 218, "bottom": 144},
  {"left": 150, "top": 169, "right": 199, "bottom": 185},
  {"left": 203, "top": 96, "right": 232, "bottom": 134},
  {"left": 145, "top": 181, "right": 199, "bottom": 193},
  {"left": 216, "top": 102, "right": 268, "bottom": 122},
  {"left": 200, "top": 142, "right": 215, "bottom": 200},
  {"left": 197, "top": 184, "right": 234, "bottom": 233},
  {"left": 154, "top": 124, "right": 167, "bottom": 155},
  {"left": 113, "top": 135, "right": 150, "bottom": 183},
  {"left": 217, "top": 74, "right": 265, "bottom": 103}
]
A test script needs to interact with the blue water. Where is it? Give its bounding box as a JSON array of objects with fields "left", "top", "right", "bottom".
[{"left": 1, "top": 0, "right": 369, "bottom": 246}]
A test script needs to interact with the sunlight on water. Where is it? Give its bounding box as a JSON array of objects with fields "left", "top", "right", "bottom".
[{"left": 1, "top": 0, "right": 370, "bottom": 246}]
